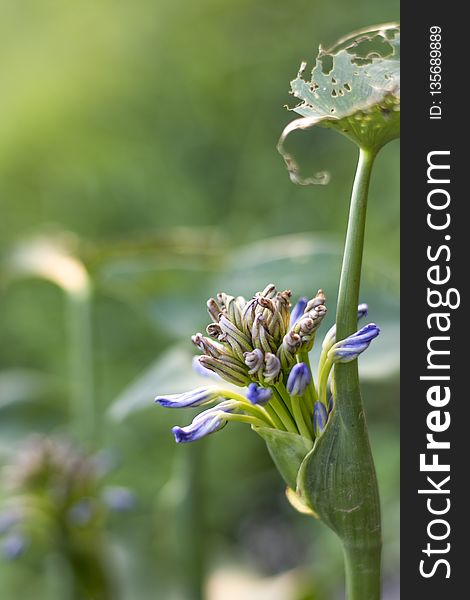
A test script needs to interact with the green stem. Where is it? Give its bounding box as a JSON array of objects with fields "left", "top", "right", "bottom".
[
  {"left": 298, "top": 351, "right": 318, "bottom": 407},
  {"left": 344, "top": 543, "right": 382, "bottom": 600},
  {"left": 177, "top": 444, "right": 205, "bottom": 600},
  {"left": 276, "top": 382, "right": 312, "bottom": 440},
  {"left": 334, "top": 147, "right": 382, "bottom": 600},
  {"left": 224, "top": 413, "right": 268, "bottom": 428},
  {"left": 318, "top": 358, "right": 333, "bottom": 408},
  {"left": 291, "top": 397, "right": 312, "bottom": 439},
  {"left": 224, "top": 391, "right": 277, "bottom": 427},
  {"left": 336, "top": 148, "right": 374, "bottom": 338},
  {"left": 264, "top": 402, "right": 288, "bottom": 430},
  {"left": 271, "top": 388, "right": 299, "bottom": 434}
]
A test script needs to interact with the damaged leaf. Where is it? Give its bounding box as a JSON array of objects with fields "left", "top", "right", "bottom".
[{"left": 278, "top": 23, "right": 400, "bottom": 184}]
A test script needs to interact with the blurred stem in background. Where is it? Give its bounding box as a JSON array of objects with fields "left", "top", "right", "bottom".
[
  {"left": 8, "top": 238, "right": 96, "bottom": 442},
  {"left": 63, "top": 541, "right": 114, "bottom": 600},
  {"left": 5, "top": 239, "right": 111, "bottom": 599},
  {"left": 66, "top": 287, "right": 95, "bottom": 443},
  {"left": 176, "top": 444, "right": 205, "bottom": 600}
]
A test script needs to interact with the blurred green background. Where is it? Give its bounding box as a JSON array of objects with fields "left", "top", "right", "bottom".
[{"left": 0, "top": 1, "right": 399, "bottom": 598}]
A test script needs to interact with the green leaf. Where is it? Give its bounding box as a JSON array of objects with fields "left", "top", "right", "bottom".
[
  {"left": 296, "top": 394, "right": 381, "bottom": 546},
  {"left": 255, "top": 426, "right": 313, "bottom": 491},
  {"left": 108, "top": 345, "right": 206, "bottom": 421},
  {"left": 278, "top": 23, "right": 400, "bottom": 184}
]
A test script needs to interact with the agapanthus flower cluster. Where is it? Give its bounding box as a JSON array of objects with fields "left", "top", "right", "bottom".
[
  {"left": 156, "top": 284, "right": 379, "bottom": 444},
  {"left": 0, "top": 436, "right": 134, "bottom": 561}
]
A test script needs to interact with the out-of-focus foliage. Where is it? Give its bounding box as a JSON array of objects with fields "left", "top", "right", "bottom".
[{"left": 0, "top": 0, "right": 399, "bottom": 598}]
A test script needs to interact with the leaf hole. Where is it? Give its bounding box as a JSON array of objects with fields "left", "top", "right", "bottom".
[
  {"left": 343, "top": 82, "right": 351, "bottom": 91},
  {"left": 320, "top": 54, "right": 334, "bottom": 74},
  {"left": 331, "top": 89, "right": 337, "bottom": 97}
]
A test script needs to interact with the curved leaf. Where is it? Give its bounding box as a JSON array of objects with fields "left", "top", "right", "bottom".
[{"left": 278, "top": 23, "right": 400, "bottom": 184}]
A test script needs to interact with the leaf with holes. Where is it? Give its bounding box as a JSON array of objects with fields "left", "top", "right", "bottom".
[{"left": 278, "top": 23, "right": 400, "bottom": 184}]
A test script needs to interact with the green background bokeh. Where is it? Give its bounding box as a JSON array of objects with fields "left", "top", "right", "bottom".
[{"left": 0, "top": 1, "right": 399, "bottom": 598}]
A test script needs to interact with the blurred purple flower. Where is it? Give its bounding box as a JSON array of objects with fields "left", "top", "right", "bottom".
[
  {"left": 103, "top": 486, "right": 136, "bottom": 512},
  {"left": 1, "top": 533, "right": 27, "bottom": 560}
]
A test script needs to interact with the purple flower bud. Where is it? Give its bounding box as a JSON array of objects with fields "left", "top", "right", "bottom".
[
  {"left": 286, "top": 362, "right": 312, "bottom": 396},
  {"left": 250, "top": 313, "right": 272, "bottom": 351},
  {"left": 297, "top": 316, "right": 315, "bottom": 337},
  {"left": 246, "top": 383, "right": 272, "bottom": 405},
  {"left": 155, "top": 387, "right": 219, "bottom": 408},
  {"left": 198, "top": 355, "right": 250, "bottom": 387},
  {"left": 1, "top": 533, "right": 27, "bottom": 560},
  {"left": 305, "top": 289, "right": 326, "bottom": 313},
  {"left": 244, "top": 348, "right": 264, "bottom": 375},
  {"left": 313, "top": 402, "right": 328, "bottom": 436},
  {"left": 258, "top": 283, "right": 277, "bottom": 299},
  {"left": 357, "top": 303, "right": 368, "bottom": 319},
  {"left": 171, "top": 408, "right": 229, "bottom": 443},
  {"left": 207, "top": 297, "right": 222, "bottom": 323},
  {"left": 219, "top": 315, "right": 252, "bottom": 356},
  {"left": 290, "top": 297, "right": 308, "bottom": 325},
  {"left": 321, "top": 304, "right": 370, "bottom": 351},
  {"left": 328, "top": 395, "right": 334, "bottom": 414},
  {"left": 191, "top": 333, "right": 224, "bottom": 358},
  {"left": 329, "top": 323, "right": 380, "bottom": 363},
  {"left": 262, "top": 353, "right": 281, "bottom": 384}
]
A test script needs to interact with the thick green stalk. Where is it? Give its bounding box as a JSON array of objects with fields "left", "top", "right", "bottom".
[
  {"left": 336, "top": 148, "right": 375, "bottom": 339},
  {"left": 334, "top": 147, "right": 382, "bottom": 600}
]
